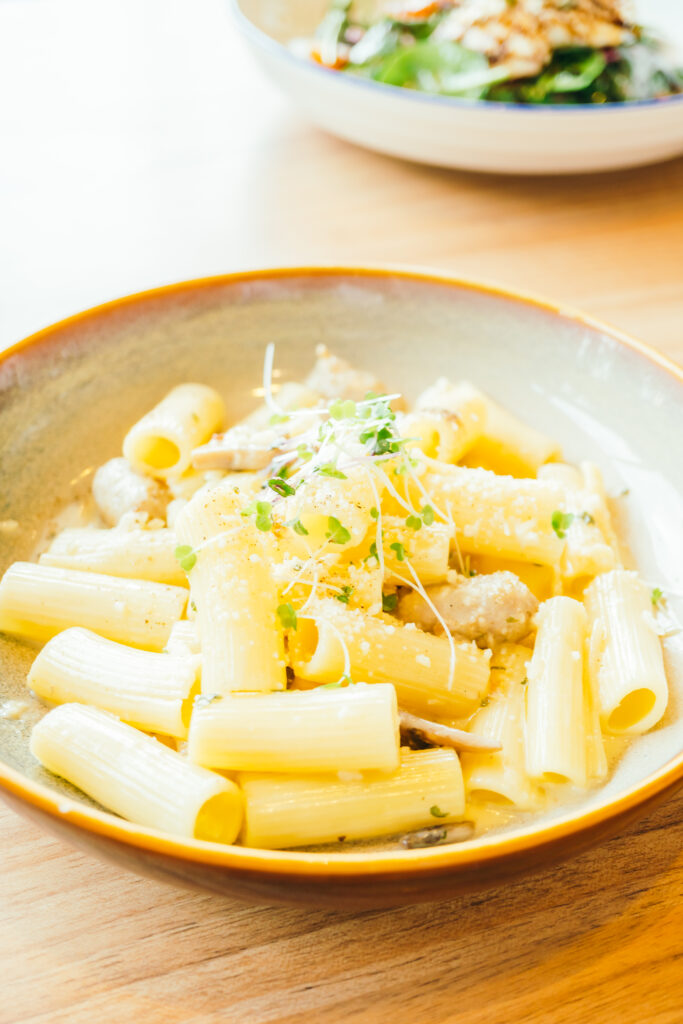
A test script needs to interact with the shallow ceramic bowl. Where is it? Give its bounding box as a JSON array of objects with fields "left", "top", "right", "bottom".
[
  {"left": 1, "top": 267, "right": 682, "bottom": 909},
  {"left": 232, "top": 0, "right": 683, "bottom": 174}
]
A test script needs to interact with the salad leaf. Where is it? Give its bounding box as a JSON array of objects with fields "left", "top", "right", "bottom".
[{"left": 373, "top": 41, "right": 506, "bottom": 98}]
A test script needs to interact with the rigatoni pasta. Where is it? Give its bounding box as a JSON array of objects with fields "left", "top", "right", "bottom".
[
  {"left": 31, "top": 704, "right": 242, "bottom": 842},
  {"left": 28, "top": 627, "right": 199, "bottom": 738},
  {"left": 0, "top": 344, "right": 671, "bottom": 852}
]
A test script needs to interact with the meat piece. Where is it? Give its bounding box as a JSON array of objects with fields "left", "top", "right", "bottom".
[
  {"left": 399, "top": 709, "right": 501, "bottom": 752},
  {"left": 397, "top": 570, "right": 538, "bottom": 647},
  {"left": 400, "top": 821, "right": 475, "bottom": 849},
  {"left": 92, "top": 457, "right": 170, "bottom": 526},
  {"left": 435, "top": 0, "right": 632, "bottom": 80}
]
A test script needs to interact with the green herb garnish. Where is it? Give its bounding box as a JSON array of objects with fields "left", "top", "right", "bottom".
[
  {"left": 286, "top": 517, "right": 309, "bottom": 536},
  {"left": 652, "top": 587, "right": 664, "bottom": 607},
  {"left": 326, "top": 516, "right": 352, "bottom": 545},
  {"left": 421, "top": 505, "right": 435, "bottom": 526},
  {"left": 336, "top": 585, "right": 354, "bottom": 605},
  {"left": 382, "top": 591, "right": 398, "bottom": 612},
  {"left": 318, "top": 464, "right": 347, "bottom": 479},
  {"left": 551, "top": 510, "right": 574, "bottom": 538},
  {"left": 406, "top": 515, "right": 422, "bottom": 531},
  {"left": 277, "top": 603, "right": 298, "bottom": 630},
  {"left": 390, "top": 541, "right": 406, "bottom": 562},
  {"left": 267, "top": 477, "right": 296, "bottom": 497},
  {"left": 370, "top": 506, "right": 379, "bottom": 519},
  {"left": 329, "top": 398, "right": 357, "bottom": 420},
  {"left": 174, "top": 544, "right": 197, "bottom": 572},
  {"left": 430, "top": 805, "right": 449, "bottom": 819}
]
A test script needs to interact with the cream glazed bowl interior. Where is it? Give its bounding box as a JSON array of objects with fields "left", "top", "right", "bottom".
[
  {"left": 0, "top": 266, "right": 682, "bottom": 909},
  {"left": 231, "top": 0, "right": 683, "bottom": 174}
]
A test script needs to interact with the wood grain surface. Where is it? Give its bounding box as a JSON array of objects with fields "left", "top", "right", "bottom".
[{"left": 1, "top": 1, "right": 682, "bottom": 1021}]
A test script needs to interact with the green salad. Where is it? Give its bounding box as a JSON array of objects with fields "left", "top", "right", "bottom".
[{"left": 307, "top": 0, "right": 683, "bottom": 104}]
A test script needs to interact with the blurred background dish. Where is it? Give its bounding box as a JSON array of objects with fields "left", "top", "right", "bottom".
[{"left": 233, "top": 0, "right": 683, "bottom": 172}]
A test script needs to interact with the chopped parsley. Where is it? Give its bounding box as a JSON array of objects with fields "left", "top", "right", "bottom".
[
  {"left": 382, "top": 591, "right": 398, "bottom": 612},
  {"left": 429, "top": 805, "right": 449, "bottom": 818},
  {"left": 336, "top": 585, "right": 354, "bottom": 605},
  {"left": 326, "top": 516, "right": 351, "bottom": 545},
  {"left": 276, "top": 602, "right": 298, "bottom": 630},
  {"left": 174, "top": 544, "right": 197, "bottom": 572},
  {"left": 551, "top": 510, "right": 574, "bottom": 538}
]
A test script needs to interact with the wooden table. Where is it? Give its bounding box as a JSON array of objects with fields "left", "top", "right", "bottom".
[{"left": 1, "top": 2, "right": 682, "bottom": 1021}]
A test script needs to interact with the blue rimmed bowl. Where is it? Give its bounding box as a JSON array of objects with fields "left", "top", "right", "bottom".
[{"left": 232, "top": 0, "right": 683, "bottom": 173}]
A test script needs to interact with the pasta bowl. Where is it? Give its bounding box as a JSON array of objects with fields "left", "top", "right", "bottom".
[
  {"left": 0, "top": 266, "right": 682, "bottom": 908},
  {"left": 231, "top": 0, "right": 683, "bottom": 174}
]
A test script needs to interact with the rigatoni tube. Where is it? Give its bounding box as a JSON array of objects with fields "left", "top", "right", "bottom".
[
  {"left": 0, "top": 563, "right": 187, "bottom": 650},
  {"left": 240, "top": 748, "right": 465, "bottom": 849},
  {"left": 175, "top": 480, "right": 286, "bottom": 695},
  {"left": 525, "top": 597, "right": 588, "bottom": 786},
  {"left": 585, "top": 570, "right": 667, "bottom": 734},
  {"left": 28, "top": 628, "right": 199, "bottom": 738},
  {"left": 289, "top": 599, "right": 489, "bottom": 718},
  {"left": 30, "top": 704, "right": 243, "bottom": 843},
  {"left": 462, "top": 644, "right": 541, "bottom": 810},
  {"left": 188, "top": 683, "right": 399, "bottom": 773},
  {"left": 123, "top": 383, "right": 225, "bottom": 479},
  {"left": 39, "top": 526, "right": 186, "bottom": 586}
]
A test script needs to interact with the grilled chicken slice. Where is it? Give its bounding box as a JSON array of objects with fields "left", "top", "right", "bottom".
[
  {"left": 435, "top": 0, "right": 633, "bottom": 80},
  {"left": 397, "top": 570, "right": 538, "bottom": 647}
]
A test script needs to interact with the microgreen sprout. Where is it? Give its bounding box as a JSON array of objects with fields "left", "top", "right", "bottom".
[
  {"left": 551, "top": 510, "right": 574, "bottom": 538},
  {"left": 267, "top": 477, "right": 296, "bottom": 498},
  {"left": 174, "top": 545, "right": 197, "bottom": 572},
  {"left": 430, "top": 805, "right": 449, "bottom": 819},
  {"left": 390, "top": 541, "right": 406, "bottom": 562},
  {"left": 277, "top": 603, "right": 298, "bottom": 630},
  {"left": 382, "top": 591, "right": 398, "bottom": 612},
  {"left": 335, "top": 585, "right": 354, "bottom": 605},
  {"left": 405, "top": 515, "right": 422, "bottom": 531},
  {"left": 286, "top": 518, "right": 309, "bottom": 536},
  {"left": 652, "top": 587, "right": 664, "bottom": 607},
  {"left": 326, "top": 516, "right": 351, "bottom": 545}
]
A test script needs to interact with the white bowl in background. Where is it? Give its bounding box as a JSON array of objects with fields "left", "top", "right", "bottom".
[{"left": 232, "top": 0, "right": 683, "bottom": 174}]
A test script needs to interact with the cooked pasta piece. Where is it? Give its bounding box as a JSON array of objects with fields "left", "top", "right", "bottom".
[
  {"left": 461, "top": 393, "right": 561, "bottom": 477},
  {"left": 241, "top": 381, "right": 320, "bottom": 431},
  {"left": 277, "top": 465, "right": 378, "bottom": 553},
  {"left": 381, "top": 517, "right": 452, "bottom": 585},
  {"left": 525, "top": 597, "right": 588, "bottom": 786},
  {"left": 31, "top": 703, "right": 242, "bottom": 842},
  {"left": 28, "top": 627, "right": 199, "bottom": 738},
  {"left": 462, "top": 644, "right": 542, "bottom": 809},
  {"left": 240, "top": 747, "right": 464, "bottom": 849},
  {"left": 189, "top": 683, "right": 399, "bottom": 773},
  {"left": 165, "top": 619, "right": 200, "bottom": 657},
  {"left": 404, "top": 460, "right": 565, "bottom": 566},
  {"left": 0, "top": 563, "right": 187, "bottom": 650},
  {"left": 92, "top": 457, "right": 170, "bottom": 526},
  {"left": 175, "top": 479, "right": 287, "bottom": 695},
  {"left": 289, "top": 598, "right": 490, "bottom": 718},
  {"left": 585, "top": 570, "right": 667, "bottom": 734},
  {"left": 123, "top": 384, "right": 225, "bottom": 480},
  {"left": 402, "top": 380, "right": 486, "bottom": 463},
  {"left": 538, "top": 463, "right": 617, "bottom": 580},
  {"left": 39, "top": 526, "right": 186, "bottom": 586}
]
